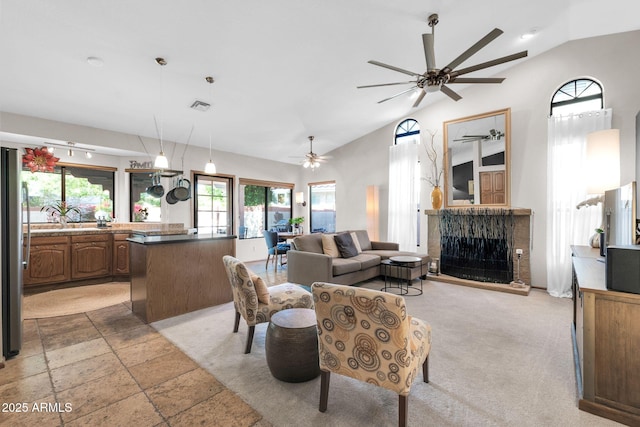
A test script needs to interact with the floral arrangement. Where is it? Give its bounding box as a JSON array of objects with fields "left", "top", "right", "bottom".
[
  {"left": 41, "top": 201, "right": 79, "bottom": 223},
  {"left": 422, "top": 129, "right": 443, "bottom": 188},
  {"left": 133, "top": 204, "right": 148, "bottom": 222},
  {"left": 23, "top": 146, "right": 59, "bottom": 172}
]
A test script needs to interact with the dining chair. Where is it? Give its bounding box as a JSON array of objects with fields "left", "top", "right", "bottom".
[{"left": 264, "top": 229, "right": 290, "bottom": 270}]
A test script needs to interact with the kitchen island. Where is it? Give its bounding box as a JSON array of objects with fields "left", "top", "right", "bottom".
[{"left": 128, "top": 233, "right": 236, "bottom": 323}]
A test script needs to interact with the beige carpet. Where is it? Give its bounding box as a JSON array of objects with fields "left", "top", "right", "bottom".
[{"left": 23, "top": 283, "right": 130, "bottom": 319}]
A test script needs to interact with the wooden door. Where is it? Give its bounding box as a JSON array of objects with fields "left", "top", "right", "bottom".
[{"left": 480, "top": 171, "right": 505, "bottom": 204}]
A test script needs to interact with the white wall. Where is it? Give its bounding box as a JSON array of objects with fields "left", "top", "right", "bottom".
[{"left": 320, "top": 30, "right": 640, "bottom": 288}]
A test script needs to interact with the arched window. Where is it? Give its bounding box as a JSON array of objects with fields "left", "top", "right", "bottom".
[
  {"left": 550, "top": 78, "right": 603, "bottom": 116},
  {"left": 395, "top": 118, "right": 420, "bottom": 144}
]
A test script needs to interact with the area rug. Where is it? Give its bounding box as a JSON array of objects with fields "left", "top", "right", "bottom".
[
  {"left": 153, "top": 279, "right": 616, "bottom": 427},
  {"left": 23, "top": 283, "right": 130, "bottom": 319}
]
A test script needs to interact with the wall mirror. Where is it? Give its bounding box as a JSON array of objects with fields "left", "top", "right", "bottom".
[{"left": 443, "top": 108, "right": 511, "bottom": 207}]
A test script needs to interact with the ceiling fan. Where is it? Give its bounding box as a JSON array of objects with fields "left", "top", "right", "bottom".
[
  {"left": 298, "top": 136, "right": 331, "bottom": 169},
  {"left": 454, "top": 129, "right": 505, "bottom": 142},
  {"left": 358, "top": 13, "right": 528, "bottom": 107}
]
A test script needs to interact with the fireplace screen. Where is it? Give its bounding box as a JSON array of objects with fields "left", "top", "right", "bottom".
[{"left": 439, "top": 209, "right": 514, "bottom": 283}]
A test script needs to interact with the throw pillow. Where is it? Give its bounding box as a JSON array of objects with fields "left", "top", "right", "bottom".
[
  {"left": 350, "top": 231, "right": 362, "bottom": 253},
  {"left": 250, "top": 272, "right": 270, "bottom": 304},
  {"left": 321, "top": 234, "right": 341, "bottom": 258},
  {"left": 334, "top": 232, "right": 359, "bottom": 258}
]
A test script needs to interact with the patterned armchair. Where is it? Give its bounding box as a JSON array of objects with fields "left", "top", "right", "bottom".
[
  {"left": 311, "top": 282, "right": 431, "bottom": 427},
  {"left": 222, "top": 256, "right": 313, "bottom": 353}
]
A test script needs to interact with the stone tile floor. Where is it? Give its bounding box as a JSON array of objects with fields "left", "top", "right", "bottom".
[{"left": 0, "top": 262, "right": 278, "bottom": 427}]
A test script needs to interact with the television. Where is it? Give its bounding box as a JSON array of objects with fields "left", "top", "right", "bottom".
[{"left": 604, "top": 181, "right": 637, "bottom": 251}]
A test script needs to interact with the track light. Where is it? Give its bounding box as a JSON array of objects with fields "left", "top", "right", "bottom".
[{"left": 67, "top": 141, "right": 75, "bottom": 157}]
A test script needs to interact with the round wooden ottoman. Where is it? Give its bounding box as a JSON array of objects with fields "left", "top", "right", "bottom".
[{"left": 265, "top": 308, "right": 320, "bottom": 383}]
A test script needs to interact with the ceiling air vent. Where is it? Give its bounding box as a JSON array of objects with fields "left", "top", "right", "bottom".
[{"left": 190, "top": 100, "right": 210, "bottom": 112}]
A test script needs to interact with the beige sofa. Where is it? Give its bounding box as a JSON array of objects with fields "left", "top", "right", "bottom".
[{"left": 286, "top": 230, "right": 430, "bottom": 286}]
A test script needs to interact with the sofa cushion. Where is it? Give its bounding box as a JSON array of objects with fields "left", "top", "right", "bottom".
[
  {"left": 332, "top": 258, "right": 362, "bottom": 276},
  {"left": 292, "top": 233, "right": 323, "bottom": 254},
  {"left": 350, "top": 253, "right": 381, "bottom": 270},
  {"left": 322, "top": 234, "right": 341, "bottom": 258},
  {"left": 334, "top": 232, "right": 359, "bottom": 258},
  {"left": 351, "top": 230, "right": 372, "bottom": 251},
  {"left": 350, "top": 232, "right": 362, "bottom": 253}
]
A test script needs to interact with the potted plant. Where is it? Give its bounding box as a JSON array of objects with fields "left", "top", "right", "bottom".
[
  {"left": 289, "top": 217, "right": 305, "bottom": 234},
  {"left": 41, "top": 201, "right": 80, "bottom": 227}
]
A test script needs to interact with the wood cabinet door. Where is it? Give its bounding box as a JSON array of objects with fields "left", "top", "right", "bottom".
[
  {"left": 23, "top": 238, "right": 71, "bottom": 286},
  {"left": 113, "top": 234, "right": 130, "bottom": 275},
  {"left": 479, "top": 171, "right": 506, "bottom": 204},
  {"left": 71, "top": 235, "right": 112, "bottom": 279}
]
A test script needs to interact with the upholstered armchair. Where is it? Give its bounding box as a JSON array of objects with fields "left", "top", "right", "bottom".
[
  {"left": 222, "top": 255, "right": 313, "bottom": 353},
  {"left": 311, "top": 282, "right": 432, "bottom": 427}
]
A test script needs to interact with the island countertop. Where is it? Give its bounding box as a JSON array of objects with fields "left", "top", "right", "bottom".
[{"left": 127, "top": 233, "right": 236, "bottom": 245}]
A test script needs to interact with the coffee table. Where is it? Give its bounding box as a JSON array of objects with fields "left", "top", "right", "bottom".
[
  {"left": 381, "top": 255, "right": 424, "bottom": 296},
  {"left": 265, "top": 308, "right": 320, "bottom": 382}
]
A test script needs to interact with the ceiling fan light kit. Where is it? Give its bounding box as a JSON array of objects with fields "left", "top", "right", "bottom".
[
  {"left": 301, "top": 135, "right": 329, "bottom": 169},
  {"left": 358, "top": 13, "right": 528, "bottom": 107}
]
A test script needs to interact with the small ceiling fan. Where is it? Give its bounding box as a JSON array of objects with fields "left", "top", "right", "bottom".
[
  {"left": 296, "top": 136, "right": 331, "bottom": 169},
  {"left": 358, "top": 13, "right": 528, "bottom": 107},
  {"left": 454, "top": 129, "right": 505, "bottom": 142}
]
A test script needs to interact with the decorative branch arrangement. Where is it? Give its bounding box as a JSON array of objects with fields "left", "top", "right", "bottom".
[{"left": 422, "top": 129, "right": 443, "bottom": 188}]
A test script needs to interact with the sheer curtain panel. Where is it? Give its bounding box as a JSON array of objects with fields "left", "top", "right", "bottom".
[
  {"left": 546, "top": 109, "right": 612, "bottom": 297},
  {"left": 388, "top": 142, "right": 418, "bottom": 252}
]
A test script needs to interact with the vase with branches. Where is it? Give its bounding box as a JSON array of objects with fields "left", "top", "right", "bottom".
[{"left": 422, "top": 130, "right": 444, "bottom": 209}]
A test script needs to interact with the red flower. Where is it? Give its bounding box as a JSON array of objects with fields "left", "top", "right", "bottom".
[{"left": 23, "top": 146, "right": 59, "bottom": 172}]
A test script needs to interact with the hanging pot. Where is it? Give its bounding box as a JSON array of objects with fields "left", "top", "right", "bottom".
[
  {"left": 172, "top": 178, "right": 191, "bottom": 202},
  {"left": 166, "top": 187, "right": 179, "bottom": 205},
  {"left": 146, "top": 173, "right": 164, "bottom": 198}
]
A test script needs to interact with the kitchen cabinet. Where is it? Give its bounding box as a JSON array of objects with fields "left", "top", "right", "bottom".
[
  {"left": 113, "top": 233, "right": 130, "bottom": 275},
  {"left": 23, "top": 236, "right": 71, "bottom": 286},
  {"left": 71, "top": 234, "right": 112, "bottom": 279}
]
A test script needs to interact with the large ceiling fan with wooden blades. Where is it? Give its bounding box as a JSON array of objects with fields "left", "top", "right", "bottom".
[{"left": 358, "top": 13, "right": 528, "bottom": 107}]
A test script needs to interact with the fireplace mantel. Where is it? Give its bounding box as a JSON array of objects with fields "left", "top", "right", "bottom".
[{"left": 426, "top": 207, "right": 533, "bottom": 294}]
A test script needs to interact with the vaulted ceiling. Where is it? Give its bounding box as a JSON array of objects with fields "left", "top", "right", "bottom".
[{"left": 1, "top": 0, "right": 639, "bottom": 163}]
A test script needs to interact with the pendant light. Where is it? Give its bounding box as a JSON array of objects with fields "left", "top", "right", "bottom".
[
  {"left": 204, "top": 76, "right": 216, "bottom": 174},
  {"left": 154, "top": 57, "right": 169, "bottom": 169}
]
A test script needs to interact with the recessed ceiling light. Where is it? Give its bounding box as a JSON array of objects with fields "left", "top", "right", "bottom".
[
  {"left": 86, "top": 56, "right": 104, "bottom": 67},
  {"left": 520, "top": 28, "right": 538, "bottom": 40}
]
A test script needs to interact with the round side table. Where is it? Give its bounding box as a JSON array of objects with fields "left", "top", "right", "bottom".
[{"left": 265, "top": 308, "right": 320, "bottom": 383}]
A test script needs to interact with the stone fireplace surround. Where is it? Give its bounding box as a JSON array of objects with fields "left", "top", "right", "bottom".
[{"left": 425, "top": 208, "right": 532, "bottom": 295}]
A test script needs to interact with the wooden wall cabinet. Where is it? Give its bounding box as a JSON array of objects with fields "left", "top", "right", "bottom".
[
  {"left": 23, "top": 236, "right": 71, "bottom": 286},
  {"left": 113, "top": 233, "right": 130, "bottom": 275},
  {"left": 71, "top": 234, "right": 112, "bottom": 279}
]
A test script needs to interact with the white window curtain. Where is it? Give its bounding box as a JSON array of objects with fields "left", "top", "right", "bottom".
[
  {"left": 388, "top": 142, "right": 418, "bottom": 252},
  {"left": 546, "top": 109, "right": 612, "bottom": 297}
]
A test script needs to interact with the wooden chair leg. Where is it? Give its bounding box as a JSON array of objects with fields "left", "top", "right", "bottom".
[
  {"left": 423, "top": 354, "right": 429, "bottom": 383},
  {"left": 265, "top": 254, "right": 271, "bottom": 269},
  {"left": 399, "top": 395, "right": 408, "bottom": 427},
  {"left": 244, "top": 325, "right": 255, "bottom": 354},
  {"left": 319, "top": 370, "right": 330, "bottom": 412},
  {"left": 233, "top": 311, "right": 241, "bottom": 333}
]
